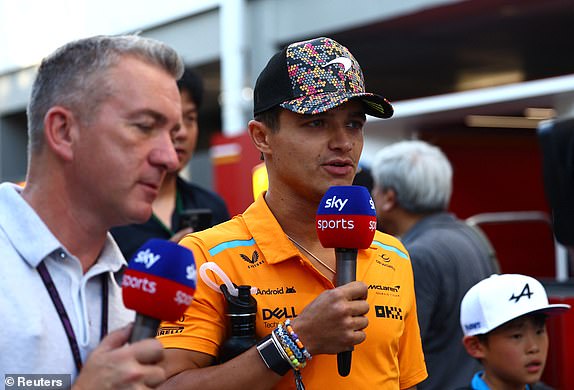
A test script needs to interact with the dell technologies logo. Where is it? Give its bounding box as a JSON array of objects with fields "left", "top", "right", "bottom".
[{"left": 262, "top": 306, "right": 298, "bottom": 321}]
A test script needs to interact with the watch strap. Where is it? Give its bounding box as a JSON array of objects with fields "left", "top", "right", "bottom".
[{"left": 256, "top": 334, "right": 291, "bottom": 376}]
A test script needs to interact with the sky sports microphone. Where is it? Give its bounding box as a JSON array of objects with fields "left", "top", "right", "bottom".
[
  {"left": 122, "top": 238, "right": 197, "bottom": 342},
  {"left": 316, "top": 185, "right": 377, "bottom": 377}
]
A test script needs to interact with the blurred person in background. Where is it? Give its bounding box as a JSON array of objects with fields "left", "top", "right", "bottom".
[
  {"left": 371, "top": 139, "right": 498, "bottom": 390},
  {"left": 111, "top": 66, "right": 230, "bottom": 261},
  {"left": 0, "top": 34, "right": 184, "bottom": 388}
]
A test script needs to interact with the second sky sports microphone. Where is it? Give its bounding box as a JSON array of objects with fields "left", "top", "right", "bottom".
[
  {"left": 122, "top": 238, "right": 197, "bottom": 342},
  {"left": 316, "top": 185, "right": 377, "bottom": 376}
]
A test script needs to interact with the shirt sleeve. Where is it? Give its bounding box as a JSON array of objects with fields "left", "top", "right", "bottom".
[{"left": 157, "top": 235, "right": 227, "bottom": 357}]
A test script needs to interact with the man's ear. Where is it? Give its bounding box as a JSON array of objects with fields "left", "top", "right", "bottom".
[
  {"left": 43, "top": 106, "right": 77, "bottom": 161},
  {"left": 248, "top": 119, "right": 272, "bottom": 157},
  {"left": 462, "top": 335, "right": 486, "bottom": 359},
  {"left": 380, "top": 188, "right": 397, "bottom": 212}
]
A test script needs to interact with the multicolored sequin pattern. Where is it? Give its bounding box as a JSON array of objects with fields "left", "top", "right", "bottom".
[{"left": 280, "top": 37, "right": 373, "bottom": 114}]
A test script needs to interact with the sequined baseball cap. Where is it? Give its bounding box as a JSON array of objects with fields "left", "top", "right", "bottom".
[
  {"left": 253, "top": 37, "right": 393, "bottom": 119},
  {"left": 460, "top": 274, "right": 570, "bottom": 336}
]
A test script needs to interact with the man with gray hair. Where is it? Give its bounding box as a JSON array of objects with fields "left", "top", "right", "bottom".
[
  {"left": 371, "top": 140, "right": 498, "bottom": 390},
  {"left": 0, "top": 35, "right": 183, "bottom": 388}
]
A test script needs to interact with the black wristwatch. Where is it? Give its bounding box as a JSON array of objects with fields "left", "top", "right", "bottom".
[{"left": 256, "top": 334, "right": 291, "bottom": 376}]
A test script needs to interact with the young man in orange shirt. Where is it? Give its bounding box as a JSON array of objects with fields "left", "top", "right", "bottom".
[{"left": 158, "top": 37, "right": 427, "bottom": 389}]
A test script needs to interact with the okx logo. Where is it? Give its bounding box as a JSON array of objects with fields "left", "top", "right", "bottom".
[{"left": 375, "top": 305, "right": 403, "bottom": 320}]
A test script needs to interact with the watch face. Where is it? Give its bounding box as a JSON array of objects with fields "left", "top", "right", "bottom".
[
  {"left": 257, "top": 335, "right": 272, "bottom": 348},
  {"left": 256, "top": 334, "right": 291, "bottom": 375}
]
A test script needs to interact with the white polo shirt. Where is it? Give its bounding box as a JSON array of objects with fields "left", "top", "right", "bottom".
[{"left": 0, "top": 182, "right": 134, "bottom": 380}]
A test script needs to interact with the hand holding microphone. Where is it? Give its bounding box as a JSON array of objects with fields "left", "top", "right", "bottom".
[
  {"left": 316, "top": 185, "right": 377, "bottom": 376},
  {"left": 73, "top": 239, "right": 197, "bottom": 389}
]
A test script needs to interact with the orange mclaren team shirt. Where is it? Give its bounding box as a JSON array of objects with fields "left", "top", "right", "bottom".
[{"left": 158, "top": 194, "right": 428, "bottom": 389}]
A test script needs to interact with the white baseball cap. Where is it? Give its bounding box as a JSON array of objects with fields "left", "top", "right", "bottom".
[{"left": 460, "top": 274, "right": 570, "bottom": 336}]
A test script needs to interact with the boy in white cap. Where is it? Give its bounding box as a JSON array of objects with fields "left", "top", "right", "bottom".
[{"left": 459, "top": 274, "right": 570, "bottom": 390}]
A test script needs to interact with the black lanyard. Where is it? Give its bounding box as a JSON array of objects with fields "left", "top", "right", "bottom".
[{"left": 37, "top": 261, "right": 109, "bottom": 373}]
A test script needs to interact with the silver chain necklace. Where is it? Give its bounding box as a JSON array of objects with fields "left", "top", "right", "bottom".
[{"left": 286, "top": 234, "right": 335, "bottom": 274}]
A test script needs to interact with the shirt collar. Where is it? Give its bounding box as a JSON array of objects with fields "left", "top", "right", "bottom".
[
  {"left": 0, "top": 183, "right": 62, "bottom": 268},
  {"left": 91, "top": 233, "right": 128, "bottom": 274},
  {"left": 0, "top": 182, "right": 127, "bottom": 272},
  {"left": 471, "top": 371, "right": 531, "bottom": 390},
  {"left": 242, "top": 192, "right": 301, "bottom": 266}
]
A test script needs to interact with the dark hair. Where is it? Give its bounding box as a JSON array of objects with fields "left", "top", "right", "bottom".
[
  {"left": 177, "top": 66, "right": 204, "bottom": 109},
  {"left": 353, "top": 166, "right": 374, "bottom": 193},
  {"left": 477, "top": 312, "right": 548, "bottom": 346},
  {"left": 254, "top": 106, "right": 282, "bottom": 132}
]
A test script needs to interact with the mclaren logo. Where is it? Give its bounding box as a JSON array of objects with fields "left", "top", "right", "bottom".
[
  {"left": 368, "top": 284, "right": 400, "bottom": 293},
  {"left": 323, "top": 57, "right": 353, "bottom": 72},
  {"left": 240, "top": 251, "right": 263, "bottom": 268}
]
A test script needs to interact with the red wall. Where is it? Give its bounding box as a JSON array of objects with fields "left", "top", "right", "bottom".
[
  {"left": 421, "top": 127, "right": 556, "bottom": 278},
  {"left": 211, "top": 131, "right": 262, "bottom": 217}
]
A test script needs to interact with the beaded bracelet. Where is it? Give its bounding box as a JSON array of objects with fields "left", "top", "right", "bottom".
[
  {"left": 272, "top": 321, "right": 309, "bottom": 390},
  {"left": 275, "top": 324, "right": 305, "bottom": 369},
  {"left": 285, "top": 319, "right": 312, "bottom": 361},
  {"left": 271, "top": 330, "right": 293, "bottom": 365}
]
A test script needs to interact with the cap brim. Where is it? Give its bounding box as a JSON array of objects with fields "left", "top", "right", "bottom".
[
  {"left": 280, "top": 92, "right": 393, "bottom": 119},
  {"left": 535, "top": 304, "right": 571, "bottom": 315},
  {"left": 487, "top": 303, "right": 572, "bottom": 334}
]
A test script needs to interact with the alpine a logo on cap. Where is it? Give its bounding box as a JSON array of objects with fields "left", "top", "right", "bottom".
[{"left": 509, "top": 283, "right": 533, "bottom": 303}]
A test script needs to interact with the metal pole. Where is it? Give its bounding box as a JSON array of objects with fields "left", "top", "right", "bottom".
[{"left": 220, "top": 0, "right": 248, "bottom": 136}]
